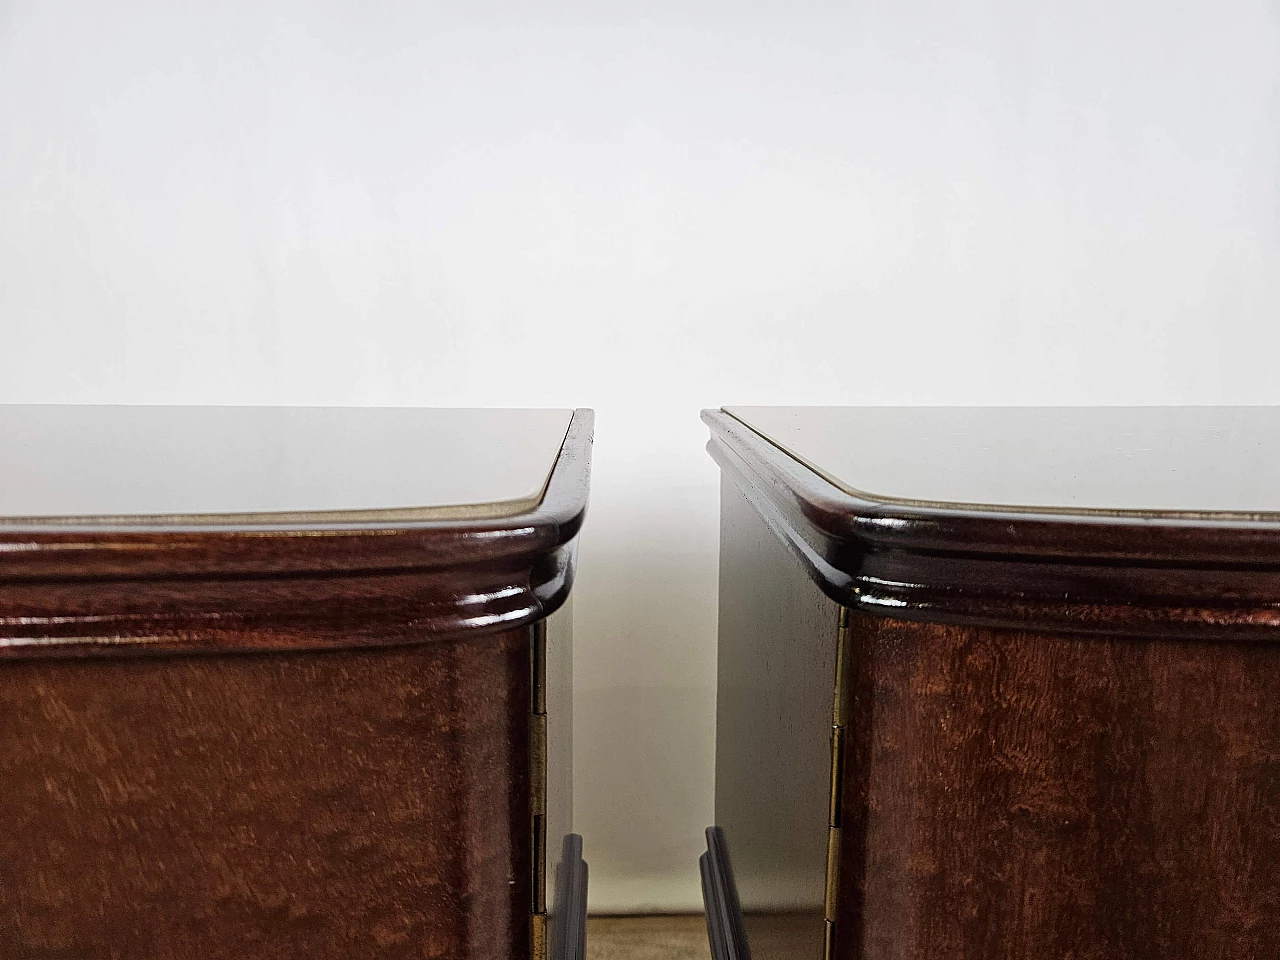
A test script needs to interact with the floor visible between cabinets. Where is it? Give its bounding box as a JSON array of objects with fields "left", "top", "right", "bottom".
[{"left": 586, "top": 915, "right": 706, "bottom": 960}]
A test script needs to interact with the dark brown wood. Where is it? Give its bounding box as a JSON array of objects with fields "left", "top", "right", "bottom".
[
  {"left": 0, "top": 629, "right": 533, "bottom": 960},
  {"left": 704, "top": 406, "right": 1280, "bottom": 960},
  {"left": 836, "top": 612, "right": 1280, "bottom": 960},
  {"left": 0, "top": 407, "right": 593, "bottom": 958},
  {"left": 703, "top": 408, "right": 1280, "bottom": 640},
  {"left": 0, "top": 410, "right": 592, "bottom": 657}
]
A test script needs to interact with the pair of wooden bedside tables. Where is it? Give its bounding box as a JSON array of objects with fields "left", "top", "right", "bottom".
[{"left": 2, "top": 405, "right": 1277, "bottom": 959}]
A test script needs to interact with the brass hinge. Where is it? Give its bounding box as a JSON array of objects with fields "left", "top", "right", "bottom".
[
  {"left": 531, "top": 714, "right": 548, "bottom": 820},
  {"left": 824, "top": 608, "right": 852, "bottom": 960},
  {"left": 825, "top": 824, "right": 842, "bottom": 921},
  {"left": 531, "top": 621, "right": 548, "bottom": 960},
  {"left": 531, "top": 912, "right": 547, "bottom": 960}
]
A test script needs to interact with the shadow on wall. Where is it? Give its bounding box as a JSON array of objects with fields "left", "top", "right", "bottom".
[{"left": 572, "top": 431, "right": 721, "bottom": 913}]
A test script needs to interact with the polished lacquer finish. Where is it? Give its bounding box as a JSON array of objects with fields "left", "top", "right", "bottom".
[
  {"left": 726, "top": 405, "right": 1280, "bottom": 515},
  {"left": 1, "top": 629, "right": 534, "bottom": 959},
  {"left": 0, "top": 405, "right": 572, "bottom": 521},
  {"left": 0, "top": 406, "right": 593, "bottom": 960},
  {"left": 704, "top": 406, "right": 1280, "bottom": 960}
]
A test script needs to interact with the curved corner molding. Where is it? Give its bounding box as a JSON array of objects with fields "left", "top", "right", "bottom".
[
  {"left": 0, "top": 410, "right": 593, "bottom": 659},
  {"left": 703, "top": 408, "right": 1280, "bottom": 641}
]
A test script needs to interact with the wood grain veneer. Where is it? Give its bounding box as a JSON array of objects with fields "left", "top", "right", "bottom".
[
  {"left": 0, "top": 630, "right": 533, "bottom": 960},
  {"left": 836, "top": 612, "right": 1280, "bottom": 960},
  {"left": 0, "top": 408, "right": 593, "bottom": 959},
  {"left": 704, "top": 406, "right": 1280, "bottom": 960}
]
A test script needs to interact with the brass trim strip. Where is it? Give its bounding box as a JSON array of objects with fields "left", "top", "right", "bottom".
[
  {"left": 823, "top": 608, "right": 853, "bottom": 960},
  {"left": 833, "top": 611, "right": 851, "bottom": 728},
  {"left": 531, "top": 714, "right": 548, "bottom": 818},
  {"left": 828, "top": 726, "right": 845, "bottom": 828},
  {"left": 532, "top": 627, "right": 547, "bottom": 715},
  {"left": 825, "top": 826, "right": 842, "bottom": 922},
  {"left": 531, "top": 621, "right": 549, "bottom": 958},
  {"left": 533, "top": 813, "right": 547, "bottom": 915},
  {"left": 531, "top": 912, "right": 548, "bottom": 960}
]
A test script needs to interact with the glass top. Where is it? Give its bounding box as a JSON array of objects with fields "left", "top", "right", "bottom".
[
  {"left": 726, "top": 406, "right": 1280, "bottom": 517},
  {"left": 0, "top": 406, "right": 573, "bottom": 523}
]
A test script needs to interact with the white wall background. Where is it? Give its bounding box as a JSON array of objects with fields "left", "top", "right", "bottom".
[{"left": 3, "top": 0, "right": 1279, "bottom": 912}]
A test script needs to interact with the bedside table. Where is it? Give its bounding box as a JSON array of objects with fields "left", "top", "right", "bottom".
[
  {"left": 0, "top": 406, "right": 591, "bottom": 960},
  {"left": 702, "top": 406, "right": 1280, "bottom": 960}
]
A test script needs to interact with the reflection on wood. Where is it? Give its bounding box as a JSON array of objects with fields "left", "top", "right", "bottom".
[
  {"left": 712, "top": 475, "right": 834, "bottom": 960},
  {"left": 706, "top": 405, "right": 1280, "bottom": 959}
]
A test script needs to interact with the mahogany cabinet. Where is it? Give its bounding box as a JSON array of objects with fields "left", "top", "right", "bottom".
[
  {"left": 0, "top": 406, "right": 591, "bottom": 960},
  {"left": 702, "top": 406, "right": 1280, "bottom": 960}
]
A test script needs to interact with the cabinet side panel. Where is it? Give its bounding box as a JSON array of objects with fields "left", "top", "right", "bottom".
[
  {"left": 0, "top": 631, "right": 534, "bottom": 960},
  {"left": 544, "top": 597, "right": 575, "bottom": 956},
  {"left": 839, "top": 612, "right": 1280, "bottom": 960},
  {"left": 715, "top": 475, "right": 840, "bottom": 960}
]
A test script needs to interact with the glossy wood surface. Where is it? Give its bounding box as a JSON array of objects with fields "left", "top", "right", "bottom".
[
  {"left": 726, "top": 406, "right": 1280, "bottom": 515},
  {"left": 0, "top": 406, "right": 571, "bottom": 522},
  {"left": 0, "top": 407, "right": 593, "bottom": 958},
  {"left": 0, "top": 628, "right": 534, "bottom": 960},
  {"left": 706, "top": 404, "right": 1280, "bottom": 960},
  {"left": 835, "top": 612, "right": 1280, "bottom": 960},
  {"left": 0, "top": 410, "right": 592, "bottom": 657},
  {"left": 704, "top": 408, "right": 1280, "bottom": 639}
]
